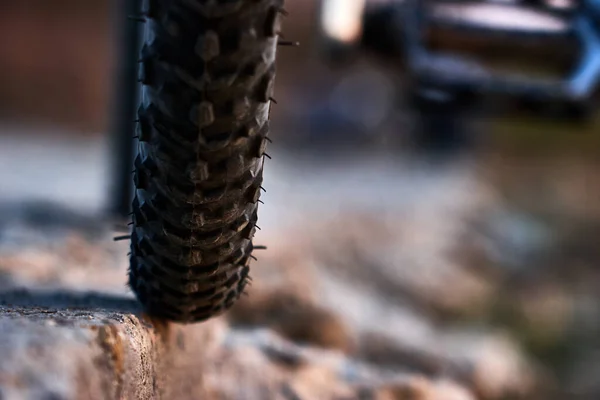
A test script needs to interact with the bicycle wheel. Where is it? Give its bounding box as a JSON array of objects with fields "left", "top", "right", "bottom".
[{"left": 129, "top": 0, "right": 284, "bottom": 323}]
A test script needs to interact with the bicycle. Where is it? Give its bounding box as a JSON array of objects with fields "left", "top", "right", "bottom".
[{"left": 317, "top": 0, "right": 600, "bottom": 151}]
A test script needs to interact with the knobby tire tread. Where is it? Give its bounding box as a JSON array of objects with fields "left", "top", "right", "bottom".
[{"left": 129, "top": 0, "right": 283, "bottom": 323}]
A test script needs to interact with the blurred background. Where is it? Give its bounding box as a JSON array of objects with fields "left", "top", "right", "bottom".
[{"left": 0, "top": 1, "right": 600, "bottom": 399}]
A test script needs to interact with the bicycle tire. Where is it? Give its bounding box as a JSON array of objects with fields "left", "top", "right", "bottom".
[{"left": 129, "top": 0, "right": 283, "bottom": 323}]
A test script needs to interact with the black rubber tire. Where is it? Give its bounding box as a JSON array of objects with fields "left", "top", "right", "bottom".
[{"left": 129, "top": 0, "right": 283, "bottom": 323}]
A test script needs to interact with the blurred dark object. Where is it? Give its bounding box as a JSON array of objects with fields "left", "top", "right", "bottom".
[
  {"left": 315, "top": 0, "right": 600, "bottom": 153},
  {"left": 408, "top": 86, "right": 478, "bottom": 155},
  {"left": 317, "top": 0, "right": 405, "bottom": 64},
  {"left": 108, "top": 0, "right": 142, "bottom": 219}
]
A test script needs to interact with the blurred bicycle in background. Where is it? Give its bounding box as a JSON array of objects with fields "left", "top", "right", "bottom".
[{"left": 311, "top": 0, "right": 600, "bottom": 153}]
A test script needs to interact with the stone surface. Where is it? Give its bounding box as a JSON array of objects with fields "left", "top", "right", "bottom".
[
  {"left": 1, "top": 135, "right": 599, "bottom": 399},
  {"left": 0, "top": 290, "right": 477, "bottom": 400},
  {"left": 0, "top": 304, "right": 159, "bottom": 400},
  {"left": 0, "top": 204, "right": 478, "bottom": 400}
]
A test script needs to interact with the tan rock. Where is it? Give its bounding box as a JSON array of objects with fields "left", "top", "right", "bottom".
[
  {"left": 376, "top": 377, "right": 474, "bottom": 400},
  {"left": 228, "top": 288, "right": 354, "bottom": 353}
]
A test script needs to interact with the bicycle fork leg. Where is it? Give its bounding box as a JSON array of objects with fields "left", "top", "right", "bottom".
[{"left": 109, "top": 0, "right": 143, "bottom": 220}]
